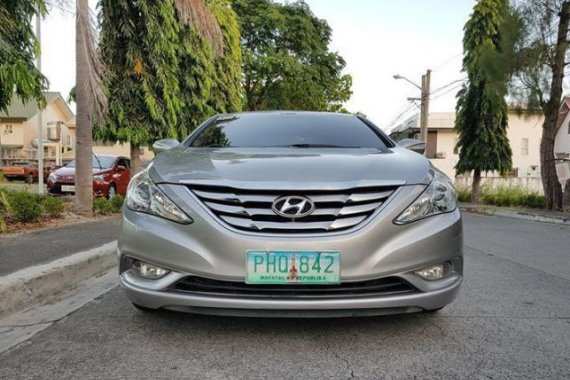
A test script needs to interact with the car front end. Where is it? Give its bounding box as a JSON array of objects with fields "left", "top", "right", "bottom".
[{"left": 118, "top": 112, "right": 463, "bottom": 317}]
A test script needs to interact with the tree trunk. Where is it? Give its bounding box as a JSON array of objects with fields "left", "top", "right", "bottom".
[
  {"left": 471, "top": 169, "right": 482, "bottom": 204},
  {"left": 130, "top": 142, "right": 142, "bottom": 177},
  {"left": 74, "top": 0, "right": 93, "bottom": 216},
  {"left": 540, "top": 0, "right": 570, "bottom": 210}
]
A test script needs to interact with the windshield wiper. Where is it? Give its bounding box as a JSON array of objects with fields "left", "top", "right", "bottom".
[{"left": 92, "top": 153, "right": 103, "bottom": 169}]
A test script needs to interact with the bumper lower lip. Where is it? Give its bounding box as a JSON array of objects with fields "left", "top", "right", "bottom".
[{"left": 120, "top": 271, "right": 462, "bottom": 316}]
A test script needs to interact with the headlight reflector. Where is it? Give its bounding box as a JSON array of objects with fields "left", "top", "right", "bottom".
[
  {"left": 93, "top": 174, "right": 106, "bottom": 183},
  {"left": 395, "top": 171, "right": 457, "bottom": 224},
  {"left": 126, "top": 169, "right": 192, "bottom": 224}
]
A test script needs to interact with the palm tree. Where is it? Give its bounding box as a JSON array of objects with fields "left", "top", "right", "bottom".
[
  {"left": 72, "top": 0, "right": 222, "bottom": 215},
  {"left": 74, "top": 0, "right": 106, "bottom": 215}
]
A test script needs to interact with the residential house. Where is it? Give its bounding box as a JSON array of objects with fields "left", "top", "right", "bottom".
[
  {"left": 389, "top": 112, "right": 544, "bottom": 182},
  {"left": 0, "top": 92, "right": 154, "bottom": 168},
  {"left": 0, "top": 92, "right": 75, "bottom": 166}
]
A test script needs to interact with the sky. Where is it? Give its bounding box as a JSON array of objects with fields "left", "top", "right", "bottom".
[{"left": 40, "top": 0, "right": 476, "bottom": 132}]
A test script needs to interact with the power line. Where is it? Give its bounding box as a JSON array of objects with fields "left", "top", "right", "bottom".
[
  {"left": 430, "top": 78, "right": 467, "bottom": 95},
  {"left": 431, "top": 82, "right": 464, "bottom": 101},
  {"left": 385, "top": 103, "right": 418, "bottom": 132}
]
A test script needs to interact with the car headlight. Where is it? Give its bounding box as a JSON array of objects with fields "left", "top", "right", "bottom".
[
  {"left": 93, "top": 174, "right": 106, "bottom": 183},
  {"left": 48, "top": 173, "right": 58, "bottom": 182},
  {"left": 126, "top": 169, "right": 192, "bottom": 224},
  {"left": 394, "top": 170, "right": 457, "bottom": 224}
]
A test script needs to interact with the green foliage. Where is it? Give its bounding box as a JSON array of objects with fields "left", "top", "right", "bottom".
[
  {"left": 455, "top": 0, "right": 513, "bottom": 176},
  {"left": 176, "top": 0, "right": 243, "bottom": 137},
  {"left": 97, "top": 0, "right": 182, "bottom": 145},
  {"left": 9, "top": 191, "right": 42, "bottom": 223},
  {"left": 459, "top": 185, "right": 546, "bottom": 208},
  {"left": 230, "top": 0, "right": 352, "bottom": 112},
  {"left": 0, "top": 0, "right": 48, "bottom": 112},
  {"left": 0, "top": 189, "right": 65, "bottom": 230},
  {"left": 41, "top": 196, "right": 64, "bottom": 218},
  {"left": 93, "top": 195, "right": 124, "bottom": 215},
  {"left": 93, "top": 197, "right": 114, "bottom": 215},
  {"left": 110, "top": 195, "right": 125, "bottom": 213},
  {"left": 456, "top": 187, "right": 472, "bottom": 203},
  {"left": 98, "top": 0, "right": 243, "bottom": 146}
]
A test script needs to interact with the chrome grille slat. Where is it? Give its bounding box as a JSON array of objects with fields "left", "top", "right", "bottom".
[{"left": 188, "top": 184, "right": 398, "bottom": 234}]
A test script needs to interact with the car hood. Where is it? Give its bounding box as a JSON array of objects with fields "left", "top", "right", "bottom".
[
  {"left": 149, "top": 147, "right": 433, "bottom": 189},
  {"left": 53, "top": 167, "right": 107, "bottom": 177}
]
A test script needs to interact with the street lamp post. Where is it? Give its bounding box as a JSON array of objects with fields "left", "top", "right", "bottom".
[
  {"left": 393, "top": 70, "right": 432, "bottom": 149},
  {"left": 36, "top": 7, "right": 44, "bottom": 194}
]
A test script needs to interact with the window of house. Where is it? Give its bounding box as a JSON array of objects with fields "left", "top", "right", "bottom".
[
  {"left": 3, "top": 124, "right": 13, "bottom": 134},
  {"left": 521, "top": 138, "right": 529, "bottom": 156}
]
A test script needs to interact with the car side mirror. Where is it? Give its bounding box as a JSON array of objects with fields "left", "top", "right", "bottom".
[
  {"left": 398, "top": 138, "right": 426, "bottom": 155},
  {"left": 117, "top": 165, "right": 127, "bottom": 172},
  {"left": 153, "top": 138, "right": 180, "bottom": 154}
]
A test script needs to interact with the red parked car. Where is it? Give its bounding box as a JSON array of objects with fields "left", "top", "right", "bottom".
[
  {"left": 47, "top": 155, "right": 131, "bottom": 198},
  {"left": 1, "top": 161, "right": 49, "bottom": 183}
]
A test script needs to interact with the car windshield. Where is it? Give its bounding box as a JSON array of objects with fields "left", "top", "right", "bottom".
[
  {"left": 66, "top": 156, "right": 115, "bottom": 169},
  {"left": 189, "top": 113, "right": 388, "bottom": 149}
]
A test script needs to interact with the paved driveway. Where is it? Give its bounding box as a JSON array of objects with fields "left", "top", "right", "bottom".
[{"left": 1, "top": 213, "right": 569, "bottom": 379}]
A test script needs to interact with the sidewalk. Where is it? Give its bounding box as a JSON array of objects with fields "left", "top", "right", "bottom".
[
  {"left": 0, "top": 218, "right": 121, "bottom": 318},
  {"left": 460, "top": 203, "right": 570, "bottom": 226}
]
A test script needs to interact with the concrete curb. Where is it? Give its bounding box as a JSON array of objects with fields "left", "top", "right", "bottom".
[
  {"left": 460, "top": 205, "right": 570, "bottom": 226},
  {"left": 0, "top": 241, "right": 117, "bottom": 318}
]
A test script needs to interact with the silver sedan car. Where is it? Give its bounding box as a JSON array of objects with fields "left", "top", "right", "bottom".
[{"left": 119, "top": 111, "right": 463, "bottom": 317}]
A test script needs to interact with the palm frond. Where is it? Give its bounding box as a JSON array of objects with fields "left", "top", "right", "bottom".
[
  {"left": 174, "top": 0, "right": 224, "bottom": 56},
  {"left": 76, "top": 0, "right": 107, "bottom": 122}
]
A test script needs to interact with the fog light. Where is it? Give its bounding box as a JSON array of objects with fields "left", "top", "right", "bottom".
[
  {"left": 414, "top": 262, "right": 452, "bottom": 281},
  {"left": 131, "top": 260, "right": 169, "bottom": 279}
]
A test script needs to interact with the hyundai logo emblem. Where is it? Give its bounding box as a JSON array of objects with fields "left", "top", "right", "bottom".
[{"left": 272, "top": 195, "right": 315, "bottom": 219}]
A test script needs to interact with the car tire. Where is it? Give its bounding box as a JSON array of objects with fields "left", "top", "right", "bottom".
[
  {"left": 107, "top": 183, "right": 117, "bottom": 199},
  {"left": 25, "top": 174, "right": 34, "bottom": 184},
  {"left": 132, "top": 302, "right": 158, "bottom": 313}
]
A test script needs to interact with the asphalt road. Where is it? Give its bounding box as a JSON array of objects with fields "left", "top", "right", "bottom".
[
  {"left": 0, "top": 218, "right": 121, "bottom": 276},
  {"left": 1, "top": 213, "right": 569, "bottom": 379}
]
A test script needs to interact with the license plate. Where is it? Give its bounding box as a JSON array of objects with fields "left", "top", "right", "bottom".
[
  {"left": 246, "top": 251, "right": 340, "bottom": 285},
  {"left": 61, "top": 185, "right": 75, "bottom": 192}
]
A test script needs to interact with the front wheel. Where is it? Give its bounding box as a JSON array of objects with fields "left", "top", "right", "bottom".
[{"left": 107, "top": 183, "right": 117, "bottom": 199}]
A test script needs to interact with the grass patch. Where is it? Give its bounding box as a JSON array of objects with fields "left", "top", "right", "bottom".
[{"left": 457, "top": 184, "right": 546, "bottom": 208}]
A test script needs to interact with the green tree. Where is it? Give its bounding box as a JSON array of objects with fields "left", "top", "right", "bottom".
[
  {"left": 503, "top": 1, "right": 570, "bottom": 210},
  {"left": 177, "top": 0, "right": 243, "bottom": 136},
  {"left": 230, "top": 0, "right": 352, "bottom": 112},
  {"left": 455, "top": 0, "right": 513, "bottom": 203},
  {"left": 98, "top": 0, "right": 184, "bottom": 174},
  {"left": 0, "top": 0, "right": 47, "bottom": 112},
  {"left": 98, "top": 0, "right": 230, "bottom": 173}
]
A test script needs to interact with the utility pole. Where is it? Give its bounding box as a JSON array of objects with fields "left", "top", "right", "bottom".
[
  {"left": 36, "top": 8, "right": 44, "bottom": 194},
  {"left": 419, "top": 69, "right": 431, "bottom": 144},
  {"left": 393, "top": 69, "right": 432, "bottom": 152}
]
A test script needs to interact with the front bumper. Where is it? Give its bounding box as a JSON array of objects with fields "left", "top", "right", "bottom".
[{"left": 118, "top": 184, "right": 463, "bottom": 316}]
